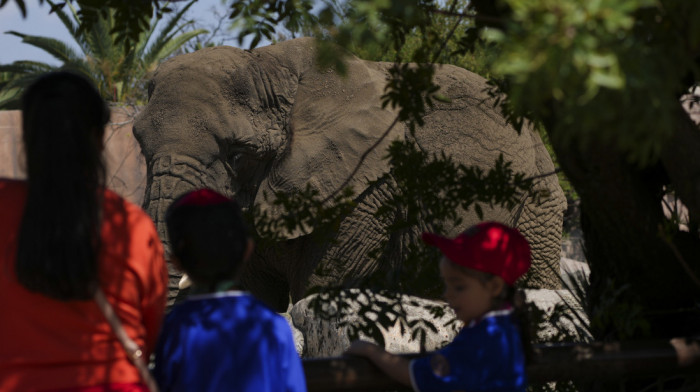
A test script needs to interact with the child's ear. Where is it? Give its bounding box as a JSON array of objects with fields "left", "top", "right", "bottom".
[
  {"left": 242, "top": 238, "right": 254, "bottom": 263},
  {"left": 488, "top": 276, "right": 506, "bottom": 297}
]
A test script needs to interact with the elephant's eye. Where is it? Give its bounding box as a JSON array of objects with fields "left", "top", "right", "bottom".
[{"left": 230, "top": 154, "right": 241, "bottom": 170}]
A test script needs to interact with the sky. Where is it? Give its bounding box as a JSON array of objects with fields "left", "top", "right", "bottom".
[{"left": 0, "top": 0, "right": 243, "bottom": 66}]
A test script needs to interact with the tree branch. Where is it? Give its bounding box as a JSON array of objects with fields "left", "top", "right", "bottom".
[
  {"left": 428, "top": 7, "right": 504, "bottom": 25},
  {"left": 659, "top": 228, "right": 700, "bottom": 290},
  {"left": 429, "top": 0, "right": 464, "bottom": 64}
]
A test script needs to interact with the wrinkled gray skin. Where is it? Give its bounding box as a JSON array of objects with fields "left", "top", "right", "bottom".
[{"left": 134, "top": 38, "right": 566, "bottom": 310}]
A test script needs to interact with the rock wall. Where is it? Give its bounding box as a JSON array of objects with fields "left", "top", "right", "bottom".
[
  {"left": 0, "top": 107, "right": 146, "bottom": 206},
  {"left": 0, "top": 111, "right": 23, "bottom": 180}
]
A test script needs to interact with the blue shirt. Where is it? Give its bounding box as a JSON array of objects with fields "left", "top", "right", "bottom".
[
  {"left": 154, "top": 292, "right": 307, "bottom": 392},
  {"left": 409, "top": 309, "right": 527, "bottom": 392}
]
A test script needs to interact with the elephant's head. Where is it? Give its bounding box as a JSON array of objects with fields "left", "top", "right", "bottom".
[{"left": 134, "top": 38, "right": 404, "bottom": 304}]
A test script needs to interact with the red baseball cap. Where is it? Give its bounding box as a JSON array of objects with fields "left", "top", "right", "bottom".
[
  {"left": 422, "top": 221, "right": 531, "bottom": 285},
  {"left": 172, "top": 188, "right": 231, "bottom": 208}
]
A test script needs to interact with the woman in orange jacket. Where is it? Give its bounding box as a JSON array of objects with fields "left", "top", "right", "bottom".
[{"left": 0, "top": 72, "right": 168, "bottom": 391}]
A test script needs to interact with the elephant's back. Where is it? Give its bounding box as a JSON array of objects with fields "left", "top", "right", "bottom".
[
  {"left": 153, "top": 46, "right": 251, "bottom": 81},
  {"left": 413, "top": 65, "right": 536, "bottom": 173},
  {"left": 409, "top": 64, "right": 547, "bottom": 231}
]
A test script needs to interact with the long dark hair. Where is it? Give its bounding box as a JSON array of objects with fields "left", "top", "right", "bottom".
[{"left": 16, "top": 71, "right": 110, "bottom": 300}]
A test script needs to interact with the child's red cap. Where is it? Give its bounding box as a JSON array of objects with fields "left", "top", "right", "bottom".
[
  {"left": 422, "top": 221, "right": 531, "bottom": 285},
  {"left": 172, "top": 188, "right": 231, "bottom": 208}
]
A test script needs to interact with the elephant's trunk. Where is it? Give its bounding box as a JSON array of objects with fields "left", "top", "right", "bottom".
[{"left": 142, "top": 153, "right": 231, "bottom": 303}]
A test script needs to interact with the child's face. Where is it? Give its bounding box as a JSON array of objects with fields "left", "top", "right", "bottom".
[{"left": 439, "top": 258, "right": 504, "bottom": 325}]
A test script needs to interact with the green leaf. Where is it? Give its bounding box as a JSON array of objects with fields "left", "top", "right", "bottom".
[{"left": 589, "top": 70, "right": 624, "bottom": 89}]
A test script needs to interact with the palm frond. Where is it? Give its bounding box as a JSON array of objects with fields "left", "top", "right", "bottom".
[
  {"left": 0, "top": 72, "right": 46, "bottom": 109},
  {"left": 1, "top": 74, "right": 40, "bottom": 91},
  {"left": 0, "top": 87, "right": 24, "bottom": 109},
  {"left": 59, "top": 59, "right": 96, "bottom": 81},
  {"left": 46, "top": 0, "right": 78, "bottom": 40},
  {"left": 83, "top": 9, "right": 117, "bottom": 65},
  {"left": 5, "top": 31, "right": 83, "bottom": 64},
  {"left": 132, "top": 1, "right": 170, "bottom": 59},
  {"left": 63, "top": 1, "right": 92, "bottom": 51},
  {"left": 143, "top": 29, "right": 208, "bottom": 72},
  {"left": 132, "top": 17, "right": 159, "bottom": 61},
  {"left": 143, "top": 0, "right": 200, "bottom": 65},
  {"left": 152, "top": 0, "right": 197, "bottom": 45},
  {"left": 0, "top": 60, "right": 55, "bottom": 75}
]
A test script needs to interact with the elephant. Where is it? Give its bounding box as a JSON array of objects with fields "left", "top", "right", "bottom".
[{"left": 133, "top": 37, "right": 567, "bottom": 310}]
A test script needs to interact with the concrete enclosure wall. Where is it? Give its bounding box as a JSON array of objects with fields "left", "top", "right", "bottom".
[{"left": 0, "top": 107, "right": 147, "bottom": 206}]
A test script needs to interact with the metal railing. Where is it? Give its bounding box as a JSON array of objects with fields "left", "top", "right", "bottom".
[{"left": 302, "top": 338, "right": 700, "bottom": 391}]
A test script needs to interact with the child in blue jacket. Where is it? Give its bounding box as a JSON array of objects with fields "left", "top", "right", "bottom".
[
  {"left": 154, "top": 189, "right": 306, "bottom": 392},
  {"left": 346, "top": 221, "right": 530, "bottom": 392}
]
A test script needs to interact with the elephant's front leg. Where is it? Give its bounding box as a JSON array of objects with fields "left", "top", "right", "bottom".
[
  {"left": 286, "top": 180, "right": 397, "bottom": 302},
  {"left": 516, "top": 180, "right": 566, "bottom": 289},
  {"left": 241, "top": 245, "right": 293, "bottom": 311}
]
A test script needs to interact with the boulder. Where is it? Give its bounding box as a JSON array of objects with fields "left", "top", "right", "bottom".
[
  {"left": 525, "top": 289, "right": 590, "bottom": 342},
  {"left": 289, "top": 292, "right": 458, "bottom": 358},
  {"left": 560, "top": 257, "right": 590, "bottom": 289},
  {"left": 280, "top": 312, "right": 305, "bottom": 356},
  {"left": 286, "top": 288, "right": 590, "bottom": 358}
]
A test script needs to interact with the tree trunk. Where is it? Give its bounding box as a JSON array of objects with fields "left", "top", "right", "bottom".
[{"left": 547, "top": 105, "right": 700, "bottom": 340}]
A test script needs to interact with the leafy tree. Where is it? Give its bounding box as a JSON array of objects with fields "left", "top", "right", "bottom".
[
  {"left": 473, "top": 0, "right": 700, "bottom": 341},
  {"left": 173, "top": 1, "right": 242, "bottom": 54},
  {"left": 1, "top": 0, "right": 171, "bottom": 50},
  {"left": 0, "top": 0, "right": 207, "bottom": 107},
  {"left": 330, "top": 0, "right": 495, "bottom": 78}
]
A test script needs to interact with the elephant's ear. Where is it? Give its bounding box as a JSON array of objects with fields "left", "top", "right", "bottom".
[{"left": 255, "top": 41, "right": 404, "bottom": 238}]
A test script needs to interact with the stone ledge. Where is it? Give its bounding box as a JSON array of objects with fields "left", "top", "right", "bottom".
[{"left": 285, "top": 288, "right": 590, "bottom": 358}]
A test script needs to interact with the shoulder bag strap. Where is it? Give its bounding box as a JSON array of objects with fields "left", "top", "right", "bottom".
[{"left": 94, "top": 288, "right": 160, "bottom": 392}]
